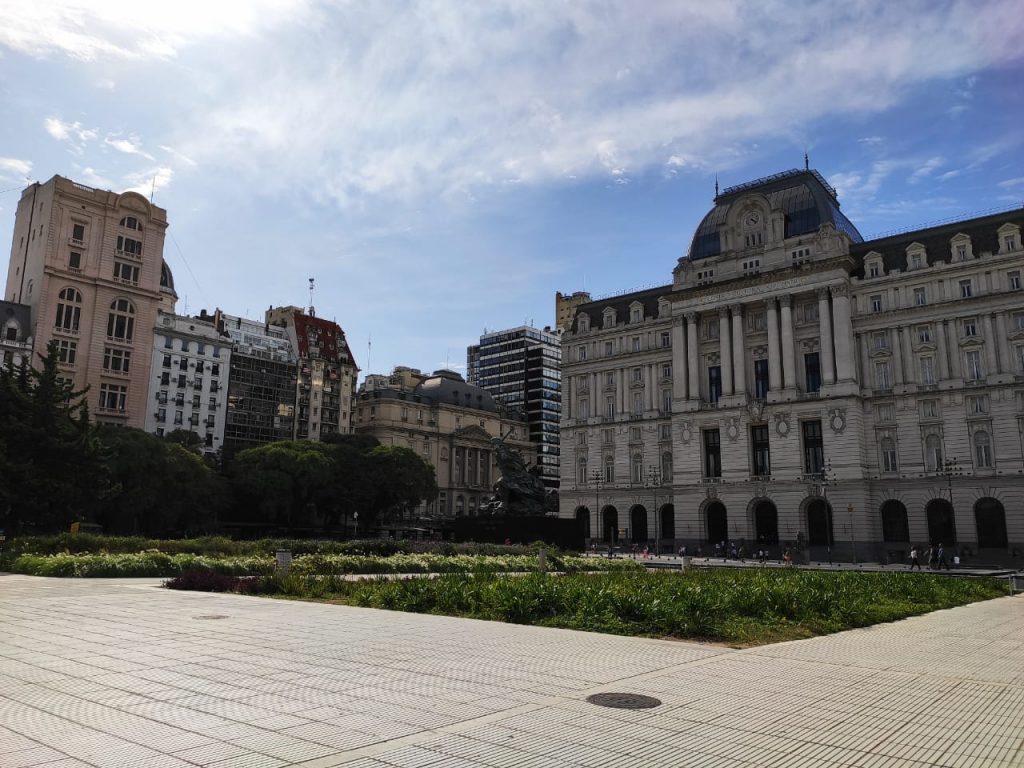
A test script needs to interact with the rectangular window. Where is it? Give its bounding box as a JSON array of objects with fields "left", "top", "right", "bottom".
[
  {"left": 195, "top": 360, "right": 204, "bottom": 374},
  {"left": 662, "top": 389, "right": 672, "bottom": 413},
  {"left": 632, "top": 367, "right": 643, "bottom": 383},
  {"left": 1007, "top": 236, "right": 1019, "bottom": 252},
  {"left": 913, "top": 287, "right": 927, "bottom": 306},
  {"left": 160, "top": 372, "right": 170, "bottom": 386},
  {"left": 911, "top": 254, "right": 922, "bottom": 269},
  {"left": 98, "top": 383, "right": 127, "bottom": 412},
  {"left": 968, "top": 395, "right": 989, "bottom": 415},
  {"left": 963, "top": 319, "right": 977, "bottom": 337},
  {"left": 804, "top": 352, "right": 821, "bottom": 393},
  {"left": 197, "top": 343, "right": 206, "bottom": 356},
  {"left": 660, "top": 424, "right": 671, "bottom": 440},
  {"left": 177, "top": 374, "right": 186, "bottom": 388},
  {"left": 878, "top": 404, "right": 894, "bottom": 422},
  {"left": 920, "top": 357, "right": 935, "bottom": 385},
  {"left": 706, "top": 319, "right": 719, "bottom": 339},
  {"left": 750, "top": 311, "right": 767, "bottom": 331},
  {"left": 956, "top": 244, "right": 967, "bottom": 260},
  {"left": 660, "top": 331, "right": 671, "bottom": 348},
  {"left": 162, "top": 354, "right": 172, "bottom": 368},
  {"left": 68, "top": 251, "right": 81, "bottom": 270},
  {"left": 72, "top": 223, "right": 85, "bottom": 241},
  {"left": 631, "top": 336, "right": 641, "bottom": 352},
  {"left": 1017, "top": 345, "right": 1024, "bottom": 372},
  {"left": 870, "top": 295, "right": 883, "bottom": 313},
  {"left": 875, "top": 361, "right": 892, "bottom": 390},
  {"left": 922, "top": 399, "right": 939, "bottom": 419},
  {"left": 211, "top": 363, "right": 220, "bottom": 377},
  {"left": 179, "top": 357, "right": 189, "bottom": 371},
  {"left": 577, "top": 346, "right": 587, "bottom": 361},
  {"left": 631, "top": 308, "right": 641, "bottom": 322},
  {"left": 868, "top": 263, "right": 880, "bottom": 278},
  {"left": 917, "top": 325, "right": 931, "bottom": 343},
  {"left": 577, "top": 431, "right": 587, "bottom": 445},
  {"left": 802, "top": 420, "right": 824, "bottom": 474},
  {"left": 708, "top": 366, "right": 721, "bottom": 403},
  {"left": 604, "top": 341, "right": 614, "bottom": 356},
  {"left": 605, "top": 372, "right": 615, "bottom": 387},
  {"left": 603, "top": 429, "right": 614, "bottom": 444},
  {"left": 102, "top": 347, "right": 131, "bottom": 373},
  {"left": 174, "top": 410, "right": 183, "bottom": 425},
  {"left": 605, "top": 397, "right": 615, "bottom": 418},
  {"left": 754, "top": 359, "right": 769, "bottom": 400},
  {"left": 1009, "top": 271, "right": 1021, "bottom": 290},
  {"left": 164, "top": 336, "right": 173, "bottom": 349},
  {"left": 703, "top": 429, "right": 721, "bottom": 478},
  {"left": 629, "top": 426, "right": 641, "bottom": 441},
  {"left": 55, "top": 339, "right": 77, "bottom": 364},
  {"left": 965, "top": 350, "right": 983, "bottom": 381},
  {"left": 873, "top": 331, "right": 889, "bottom": 350},
  {"left": 113, "top": 261, "right": 140, "bottom": 285},
  {"left": 751, "top": 425, "right": 770, "bottom": 477},
  {"left": 632, "top": 392, "right": 643, "bottom": 415},
  {"left": 959, "top": 279, "right": 973, "bottom": 298},
  {"left": 882, "top": 442, "right": 898, "bottom": 473},
  {"left": 661, "top": 363, "right": 671, "bottom": 380}
]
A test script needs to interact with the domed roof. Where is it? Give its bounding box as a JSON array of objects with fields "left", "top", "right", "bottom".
[
  {"left": 687, "top": 169, "right": 863, "bottom": 260},
  {"left": 160, "top": 260, "right": 176, "bottom": 293},
  {"left": 415, "top": 370, "right": 499, "bottom": 413}
]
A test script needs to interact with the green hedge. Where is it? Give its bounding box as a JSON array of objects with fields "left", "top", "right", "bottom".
[
  {"left": 2, "top": 534, "right": 557, "bottom": 559},
  {"left": 238, "top": 569, "right": 1010, "bottom": 644},
  {"left": 6, "top": 552, "right": 639, "bottom": 578}
]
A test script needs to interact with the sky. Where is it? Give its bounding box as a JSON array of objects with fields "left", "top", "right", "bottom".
[{"left": 1, "top": 0, "right": 1023, "bottom": 381}]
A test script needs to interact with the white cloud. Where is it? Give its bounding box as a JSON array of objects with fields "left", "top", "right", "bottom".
[
  {"left": 105, "top": 135, "right": 154, "bottom": 160},
  {"left": 44, "top": 117, "right": 97, "bottom": 144},
  {"left": 122, "top": 166, "right": 175, "bottom": 198},
  {"left": 0, "top": 157, "right": 32, "bottom": 180},
  {"left": 908, "top": 156, "right": 945, "bottom": 184},
  {"left": 998, "top": 176, "right": 1024, "bottom": 189}
]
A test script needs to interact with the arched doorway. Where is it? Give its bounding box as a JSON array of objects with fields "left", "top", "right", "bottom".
[
  {"left": 574, "top": 506, "right": 590, "bottom": 540},
  {"left": 926, "top": 499, "right": 956, "bottom": 545},
  {"left": 975, "top": 497, "right": 1007, "bottom": 548},
  {"left": 753, "top": 500, "right": 779, "bottom": 545},
  {"left": 706, "top": 502, "right": 728, "bottom": 545},
  {"left": 630, "top": 505, "right": 648, "bottom": 543},
  {"left": 806, "top": 499, "right": 833, "bottom": 546},
  {"left": 602, "top": 506, "right": 618, "bottom": 543},
  {"left": 660, "top": 504, "right": 675, "bottom": 541},
  {"left": 881, "top": 500, "right": 909, "bottom": 542}
]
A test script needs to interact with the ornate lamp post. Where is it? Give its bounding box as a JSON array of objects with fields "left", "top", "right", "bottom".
[
  {"left": 847, "top": 503, "right": 857, "bottom": 564},
  {"left": 941, "top": 456, "right": 962, "bottom": 545},
  {"left": 646, "top": 465, "right": 661, "bottom": 556},
  {"left": 589, "top": 468, "right": 603, "bottom": 546},
  {"left": 822, "top": 457, "right": 837, "bottom": 552}
]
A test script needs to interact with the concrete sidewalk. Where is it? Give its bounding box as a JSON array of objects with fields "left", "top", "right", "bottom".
[{"left": 0, "top": 574, "right": 1022, "bottom": 767}]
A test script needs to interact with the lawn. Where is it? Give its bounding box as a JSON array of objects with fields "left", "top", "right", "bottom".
[{"left": 178, "top": 568, "right": 1010, "bottom": 646}]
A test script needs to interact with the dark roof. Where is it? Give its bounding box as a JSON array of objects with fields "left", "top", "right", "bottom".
[
  {"left": 570, "top": 284, "right": 672, "bottom": 334},
  {"left": 415, "top": 370, "right": 499, "bottom": 413},
  {"left": 160, "top": 260, "right": 175, "bottom": 292},
  {"left": 687, "top": 168, "right": 863, "bottom": 260},
  {"left": 850, "top": 208, "right": 1024, "bottom": 277},
  {"left": 291, "top": 311, "right": 357, "bottom": 366}
]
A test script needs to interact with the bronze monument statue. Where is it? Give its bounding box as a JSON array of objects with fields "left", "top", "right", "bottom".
[{"left": 482, "top": 431, "right": 558, "bottom": 516}]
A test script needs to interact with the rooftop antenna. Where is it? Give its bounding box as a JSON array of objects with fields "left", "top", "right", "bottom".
[
  {"left": 149, "top": 175, "right": 156, "bottom": 204},
  {"left": 804, "top": 149, "right": 810, "bottom": 171},
  {"left": 308, "top": 277, "right": 315, "bottom": 317},
  {"left": 366, "top": 333, "right": 372, "bottom": 374},
  {"left": 714, "top": 175, "right": 719, "bottom": 198}
]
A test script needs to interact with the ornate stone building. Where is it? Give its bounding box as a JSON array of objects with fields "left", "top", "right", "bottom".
[
  {"left": 5, "top": 176, "right": 168, "bottom": 427},
  {"left": 355, "top": 367, "right": 534, "bottom": 518},
  {"left": 559, "top": 168, "right": 1023, "bottom": 564}
]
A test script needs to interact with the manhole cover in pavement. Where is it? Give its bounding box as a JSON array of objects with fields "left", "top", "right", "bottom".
[
  {"left": 586, "top": 693, "right": 662, "bottom": 709},
  {"left": 193, "top": 615, "right": 229, "bottom": 620}
]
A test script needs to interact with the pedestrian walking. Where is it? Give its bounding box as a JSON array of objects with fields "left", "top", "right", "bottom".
[
  {"left": 909, "top": 546, "right": 921, "bottom": 570},
  {"left": 926, "top": 546, "right": 937, "bottom": 569},
  {"left": 936, "top": 543, "right": 950, "bottom": 571},
  {"left": 783, "top": 549, "right": 793, "bottom": 567}
]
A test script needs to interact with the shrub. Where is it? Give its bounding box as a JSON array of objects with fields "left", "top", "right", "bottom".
[{"left": 165, "top": 570, "right": 257, "bottom": 593}]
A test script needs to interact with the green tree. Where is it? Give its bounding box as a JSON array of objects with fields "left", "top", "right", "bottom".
[
  {"left": 0, "top": 342, "right": 108, "bottom": 534},
  {"left": 231, "top": 441, "right": 336, "bottom": 530},
  {"left": 365, "top": 445, "right": 439, "bottom": 523},
  {"left": 164, "top": 428, "right": 202, "bottom": 454}
]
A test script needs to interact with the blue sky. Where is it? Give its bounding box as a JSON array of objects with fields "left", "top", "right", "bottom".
[{"left": 1, "top": 1, "right": 1022, "bottom": 380}]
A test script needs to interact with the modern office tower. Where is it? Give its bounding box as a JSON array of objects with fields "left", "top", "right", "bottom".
[
  {"left": 468, "top": 325, "right": 561, "bottom": 489},
  {"left": 4, "top": 176, "right": 168, "bottom": 427},
  {"left": 559, "top": 166, "right": 1024, "bottom": 564}
]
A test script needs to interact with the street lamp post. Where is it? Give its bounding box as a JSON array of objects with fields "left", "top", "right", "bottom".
[
  {"left": 847, "top": 503, "right": 857, "bottom": 564},
  {"left": 941, "top": 457, "right": 961, "bottom": 545},
  {"left": 589, "top": 468, "right": 603, "bottom": 547},
  {"left": 822, "top": 458, "right": 837, "bottom": 556},
  {"left": 353, "top": 511, "right": 359, "bottom": 540},
  {"left": 646, "top": 465, "right": 661, "bottom": 556}
]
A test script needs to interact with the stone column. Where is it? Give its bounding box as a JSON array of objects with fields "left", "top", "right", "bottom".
[
  {"left": 892, "top": 328, "right": 904, "bottom": 386},
  {"left": 719, "top": 307, "right": 733, "bottom": 396},
  {"left": 859, "top": 333, "right": 871, "bottom": 385},
  {"left": 780, "top": 296, "right": 796, "bottom": 390},
  {"left": 936, "top": 320, "right": 950, "bottom": 380},
  {"left": 618, "top": 368, "right": 626, "bottom": 414},
  {"left": 899, "top": 326, "right": 912, "bottom": 383},
  {"left": 645, "top": 364, "right": 655, "bottom": 411},
  {"left": 949, "top": 325, "right": 962, "bottom": 379},
  {"left": 766, "top": 299, "right": 782, "bottom": 391},
  {"left": 672, "top": 317, "right": 687, "bottom": 401},
  {"left": 686, "top": 312, "right": 699, "bottom": 401},
  {"left": 817, "top": 288, "right": 835, "bottom": 385},
  {"left": 831, "top": 284, "right": 855, "bottom": 382},
  {"left": 996, "top": 312, "right": 1011, "bottom": 373},
  {"left": 731, "top": 304, "right": 746, "bottom": 397},
  {"left": 982, "top": 314, "right": 999, "bottom": 375},
  {"left": 566, "top": 374, "right": 573, "bottom": 419}
]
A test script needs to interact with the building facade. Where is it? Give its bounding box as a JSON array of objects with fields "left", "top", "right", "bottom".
[
  {"left": 144, "top": 307, "right": 233, "bottom": 456},
  {"left": 468, "top": 325, "right": 562, "bottom": 489},
  {"left": 5, "top": 176, "right": 168, "bottom": 427},
  {"left": 560, "top": 168, "right": 1024, "bottom": 564},
  {"left": 355, "top": 367, "right": 534, "bottom": 518},
  {"left": 1, "top": 300, "right": 33, "bottom": 368},
  {"left": 555, "top": 290, "right": 592, "bottom": 333},
  {"left": 266, "top": 306, "right": 358, "bottom": 440},
  {"left": 221, "top": 312, "right": 298, "bottom": 459}
]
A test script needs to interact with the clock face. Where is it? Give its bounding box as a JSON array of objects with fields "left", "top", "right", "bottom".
[{"left": 745, "top": 211, "right": 760, "bottom": 226}]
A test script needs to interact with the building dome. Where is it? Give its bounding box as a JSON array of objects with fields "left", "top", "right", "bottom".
[
  {"left": 160, "top": 260, "right": 176, "bottom": 293},
  {"left": 416, "top": 370, "right": 499, "bottom": 413},
  {"left": 687, "top": 169, "right": 863, "bottom": 260}
]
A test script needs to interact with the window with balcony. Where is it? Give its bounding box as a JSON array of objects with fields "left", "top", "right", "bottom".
[
  {"left": 98, "top": 383, "right": 127, "bottom": 412},
  {"left": 802, "top": 420, "right": 824, "bottom": 474},
  {"left": 72, "top": 223, "right": 85, "bottom": 242},
  {"left": 604, "top": 457, "right": 614, "bottom": 483},
  {"left": 116, "top": 235, "right": 143, "bottom": 258},
  {"left": 751, "top": 425, "right": 770, "bottom": 476},
  {"left": 113, "top": 261, "right": 139, "bottom": 285},
  {"left": 703, "top": 429, "right": 721, "bottom": 478},
  {"left": 632, "top": 454, "right": 644, "bottom": 484},
  {"left": 54, "top": 287, "right": 82, "bottom": 332},
  {"left": 106, "top": 298, "right": 135, "bottom": 342},
  {"left": 102, "top": 347, "right": 131, "bottom": 374}
]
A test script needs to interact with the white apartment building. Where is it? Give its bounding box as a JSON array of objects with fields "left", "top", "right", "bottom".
[{"left": 560, "top": 168, "right": 1024, "bottom": 565}]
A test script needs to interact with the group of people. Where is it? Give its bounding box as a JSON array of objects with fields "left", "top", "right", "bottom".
[{"left": 908, "top": 543, "right": 960, "bottom": 570}]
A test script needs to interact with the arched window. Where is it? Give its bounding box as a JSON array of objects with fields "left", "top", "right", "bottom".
[
  {"left": 119, "top": 216, "right": 143, "bottom": 232},
  {"left": 661, "top": 451, "right": 672, "bottom": 481},
  {"left": 881, "top": 438, "right": 898, "bottom": 473},
  {"left": 632, "top": 454, "right": 643, "bottom": 483},
  {"left": 973, "top": 431, "right": 992, "bottom": 468},
  {"left": 604, "top": 455, "right": 614, "bottom": 483},
  {"left": 924, "top": 434, "right": 942, "bottom": 472},
  {"left": 577, "top": 457, "right": 587, "bottom": 485},
  {"left": 54, "top": 287, "right": 82, "bottom": 332},
  {"left": 106, "top": 298, "right": 135, "bottom": 342}
]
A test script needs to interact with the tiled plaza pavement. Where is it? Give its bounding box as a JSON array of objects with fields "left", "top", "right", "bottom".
[{"left": 1, "top": 575, "right": 1022, "bottom": 768}]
